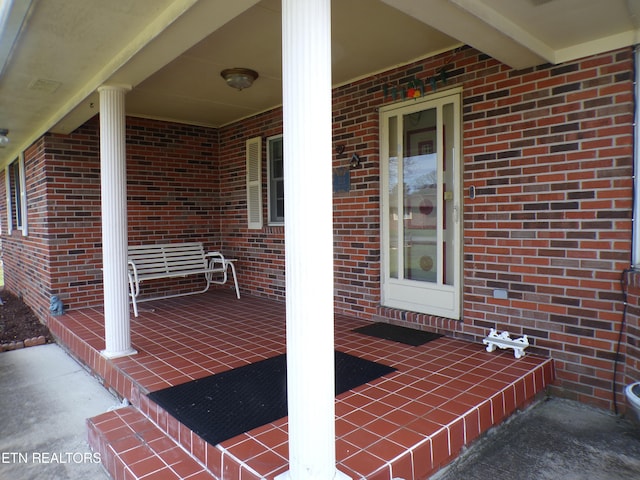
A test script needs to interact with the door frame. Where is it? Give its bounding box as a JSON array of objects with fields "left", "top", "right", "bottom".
[{"left": 379, "top": 88, "right": 463, "bottom": 319}]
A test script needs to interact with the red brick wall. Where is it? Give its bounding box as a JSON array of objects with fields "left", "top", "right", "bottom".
[
  {"left": 218, "top": 110, "right": 285, "bottom": 299},
  {"left": 1, "top": 137, "right": 52, "bottom": 319},
  {"left": 125, "top": 117, "right": 220, "bottom": 299},
  {"left": 332, "top": 84, "right": 382, "bottom": 318},
  {"left": 44, "top": 122, "right": 103, "bottom": 310},
  {"left": 1, "top": 117, "right": 218, "bottom": 313},
  {"left": 217, "top": 46, "right": 635, "bottom": 410},
  {"left": 459, "top": 48, "right": 634, "bottom": 410},
  {"left": 1, "top": 45, "right": 635, "bottom": 411},
  {"left": 126, "top": 117, "right": 219, "bottom": 246}
]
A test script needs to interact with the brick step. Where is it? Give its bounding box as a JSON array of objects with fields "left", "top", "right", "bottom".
[{"left": 88, "top": 406, "right": 216, "bottom": 480}]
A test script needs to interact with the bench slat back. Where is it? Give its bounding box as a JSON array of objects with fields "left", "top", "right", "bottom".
[{"left": 128, "top": 242, "right": 208, "bottom": 276}]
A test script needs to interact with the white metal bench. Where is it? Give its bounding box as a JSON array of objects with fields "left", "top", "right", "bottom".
[{"left": 127, "top": 242, "right": 240, "bottom": 317}]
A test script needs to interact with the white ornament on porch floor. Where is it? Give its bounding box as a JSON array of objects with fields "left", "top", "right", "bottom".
[{"left": 483, "top": 328, "right": 529, "bottom": 359}]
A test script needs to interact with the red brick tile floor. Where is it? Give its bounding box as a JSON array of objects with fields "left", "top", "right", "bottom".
[{"left": 48, "top": 289, "right": 554, "bottom": 480}]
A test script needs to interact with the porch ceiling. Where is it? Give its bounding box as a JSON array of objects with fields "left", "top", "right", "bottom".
[{"left": 0, "top": 0, "right": 638, "bottom": 167}]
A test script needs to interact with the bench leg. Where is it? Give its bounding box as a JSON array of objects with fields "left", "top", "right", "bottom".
[
  {"left": 128, "top": 275, "right": 139, "bottom": 317},
  {"left": 226, "top": 261, "right": 241, "bottom": 299},
  {"left": 131, "top": 297, "right": 139, "bottom": 317}
]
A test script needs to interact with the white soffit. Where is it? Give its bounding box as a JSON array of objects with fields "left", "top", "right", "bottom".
[
  {"left": 384, "top": 0, "right": 640, "bottom": 69},
  {"left": 383, "top": 0, "right": 548, "bottom": 69}
]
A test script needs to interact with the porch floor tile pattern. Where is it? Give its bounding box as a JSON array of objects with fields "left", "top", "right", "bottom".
[
  {"left": 48, "top": 290, "right": 555, "bottom": 480},
  {"left": 88, "top": 406, "right": 217, "bottom": 480}
]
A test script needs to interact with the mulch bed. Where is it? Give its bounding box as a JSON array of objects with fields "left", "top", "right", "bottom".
[{"left": 0, "top": 290, "right": 53, "bottom": 350}]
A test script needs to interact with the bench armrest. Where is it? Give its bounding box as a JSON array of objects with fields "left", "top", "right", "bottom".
[
  {"left": 205, "top": 251, "right": 227, "bottom": 268},
  {"left": 128, "top": 259, "right": 139, "bottom": 279},
  {"left": 205, "top": 251, "right": 240, "bottom": 299},
  {"left": 127, "top": 259, "right": 140, "bottom": 297}
]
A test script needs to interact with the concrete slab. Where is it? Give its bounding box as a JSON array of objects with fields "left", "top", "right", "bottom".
[
  {"left": 0, "top": 343, "right": 119, "bottom": 480},
  {"left": 433, "top": 397, "right": 640, "bottom": 480}
]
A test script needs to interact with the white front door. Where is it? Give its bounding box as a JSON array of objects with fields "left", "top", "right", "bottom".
[{"left": 380, "top": 89, "right": 462, "bottom": 319}]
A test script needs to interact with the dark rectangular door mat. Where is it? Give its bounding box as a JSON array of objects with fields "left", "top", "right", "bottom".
[
  {"left": 353, "top": 322, "right": 443, "bottom": 346},
  {"left": 147, "top": 350, "right": 395, "bottom": 446}
]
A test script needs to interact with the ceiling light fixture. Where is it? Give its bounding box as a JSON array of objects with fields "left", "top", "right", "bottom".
[
  {"left": 0, "top": 128, "right": 8, "bottom": 146},
  {"left": 220, "top": 68, "right": 259, "bottom": 91}
]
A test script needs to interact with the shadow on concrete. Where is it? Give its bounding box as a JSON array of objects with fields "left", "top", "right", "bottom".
[{"left": 433, "top": 396, "right": 640, "bottom": 480}]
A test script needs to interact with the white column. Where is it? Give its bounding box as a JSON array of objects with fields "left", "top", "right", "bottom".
[
  {"left": 278, "top": 1, "right": 349, "bottom": 479},
  {"left": 99, "top": 85, "right": 137, "bottom": 359}
]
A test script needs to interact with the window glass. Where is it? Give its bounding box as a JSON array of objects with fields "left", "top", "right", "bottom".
[{"left": 268, "top": 135, "right": 284, "bottom": 224}]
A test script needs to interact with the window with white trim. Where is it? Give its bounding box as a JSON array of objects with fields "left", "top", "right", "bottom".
[
  {"left": 5, "top": 154, "right": 27, "bottom": 235},
  {"left": 267, "top": 135, "right": 284, "bottom": 224}
]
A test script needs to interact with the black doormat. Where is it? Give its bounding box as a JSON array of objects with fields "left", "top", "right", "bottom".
[
  {"left": 147, "top": 351, "right": 395, "bottom": 446},
  {"left": 353, "top": 322, "right": 443, "bottom": 346}
]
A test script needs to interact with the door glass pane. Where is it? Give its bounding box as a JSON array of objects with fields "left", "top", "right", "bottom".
[
  {"left": 403, "top": 108, "right": 437, "bottom": 283},
  {"left": 387, "top": 116, "right": 399, "bottom": 279}
]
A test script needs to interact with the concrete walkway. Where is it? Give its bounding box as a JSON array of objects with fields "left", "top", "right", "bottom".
[
  {"left": 0, "top": 343, "right": 119, "bottom": 480},
  {"left": 433, "top": 396, "right": 640, "bottom": 480}
]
